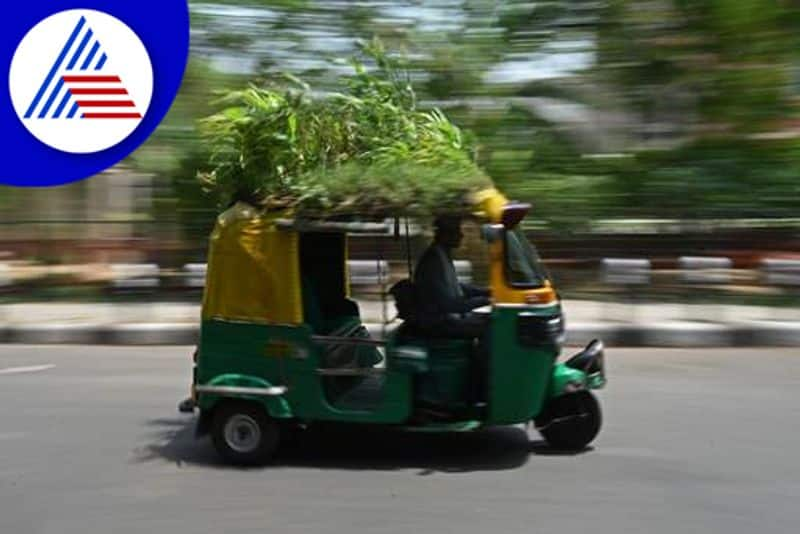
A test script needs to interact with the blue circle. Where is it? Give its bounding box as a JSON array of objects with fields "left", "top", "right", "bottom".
[{"left": 1, "top": 1, "right": 189, "bottom": 186}]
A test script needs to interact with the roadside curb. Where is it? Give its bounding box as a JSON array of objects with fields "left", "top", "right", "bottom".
[
  {"left": 103, "top": 323, "right": 199, "bottom": 346},
  {"left": 5, "top": 323, "right": 106, "bottom": 345},
  {"left": 0, "top": 321, "right": 797, "bottom": 346},
  {"left": 567, "top": 321, "right": 800, "bottom": 348},
  {"left": 731, "top": 321, "right": 800, "bottom": 347}
]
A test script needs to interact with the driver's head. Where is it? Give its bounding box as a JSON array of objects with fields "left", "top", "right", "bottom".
[{"left": 434, "top": 215, "right": 464, "bottom": 250}]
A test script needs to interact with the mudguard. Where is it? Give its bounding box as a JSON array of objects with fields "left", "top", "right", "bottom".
[{"left": 196, "top": 373, "right": 292, "bottom": 419}]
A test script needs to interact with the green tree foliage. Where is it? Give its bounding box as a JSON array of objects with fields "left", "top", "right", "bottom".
[
  {"left": 594, "top": 0, "right": 800, "bottom": 218},
  {"left": 141, "top": 0, "right": 800, "bottom": 235}
]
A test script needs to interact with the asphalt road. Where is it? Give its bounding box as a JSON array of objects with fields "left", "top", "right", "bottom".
[{"left": 1, "top": 346, "right": 798, "bottom": 534}]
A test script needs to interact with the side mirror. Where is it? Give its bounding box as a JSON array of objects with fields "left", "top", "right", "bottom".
[
  {"left": 481, "top": 224, "right": 504, "bottom": 243},
  {"left": 501, "top": 202, "right": 531, "bottom": 228}
]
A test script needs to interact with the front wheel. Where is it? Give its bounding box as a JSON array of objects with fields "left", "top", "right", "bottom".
[
  {"left": 211, "top": 400, "right": 280, "bottom": 465},
  {"left": 535, "top": 391, "right": 601, "bottom": 450}
]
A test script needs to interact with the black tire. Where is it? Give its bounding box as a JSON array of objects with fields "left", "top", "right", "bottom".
[
  {"left": 535, "top": 391, "right": 601, "bottom": 450},
  {"left": 211, "top": 400, "right": 279, "bottom": 465}
]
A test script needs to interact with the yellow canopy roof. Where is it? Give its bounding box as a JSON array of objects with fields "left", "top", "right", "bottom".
[
  {"left": 202, "top": 202, "right": 303, "bottom": 324},
  {"left": 201, "top": 188, "right": 510, "bottom": 325}
]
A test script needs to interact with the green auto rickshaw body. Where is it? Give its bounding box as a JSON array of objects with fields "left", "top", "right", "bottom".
[{"left": 189, "top": 188, "right": 606, "bottom": 461}]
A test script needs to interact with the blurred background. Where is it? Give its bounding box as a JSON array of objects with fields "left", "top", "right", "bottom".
[{"left": 1, "top": 0, "right": 799, "bottom": 329}]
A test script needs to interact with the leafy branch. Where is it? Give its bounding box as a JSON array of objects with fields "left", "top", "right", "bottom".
[{"left": 198, "top": 38, "right": 490, "bottom": 217}]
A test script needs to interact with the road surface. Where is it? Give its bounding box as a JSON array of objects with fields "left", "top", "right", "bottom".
[{"left": 1, "top": 346, "right": 798, "bottom": 534}]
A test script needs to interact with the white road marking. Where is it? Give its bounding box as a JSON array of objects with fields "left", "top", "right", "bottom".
[{"left": 0, "top": 364, "right": 56, "bottom": 375}]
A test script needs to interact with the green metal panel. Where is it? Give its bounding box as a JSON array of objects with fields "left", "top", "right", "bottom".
[
  {"left": 196, "top": 373, "right": 292, "bottom": 418},
  {"left": 198, "top": 319, "right": 413, "bottom": 424},
  {"left": 486, "top": 305, "right": 559, "bottom": 424},
  {"left": 547, "top": 363, "right": 605, "bottom": 396},
  {"left": 587, "top": 372, "right": 606, "bottom": 389},
  {"left": 547, "top": 363, "right": 586, "bottom": 397},
  {"left": 197, "top": 319, "right": 306, "bottom": 389},
  {"left": 416, "top": 340, "right": 472, "bottom": 407}
]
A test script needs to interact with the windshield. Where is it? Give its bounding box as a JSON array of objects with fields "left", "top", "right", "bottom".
[{"left": 504, "top": 229, "right": 548, "bottom": 288}]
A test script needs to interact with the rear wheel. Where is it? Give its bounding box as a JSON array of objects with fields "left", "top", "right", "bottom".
[
  {"left": 211, "top": 400, "right": 279, "bottom": 465},
  {"left": 535, "top": 391, "right": 601, "bottom": 450}
]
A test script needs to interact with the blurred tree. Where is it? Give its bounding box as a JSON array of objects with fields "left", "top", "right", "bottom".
[
  {"left": 134, "top": 0, "right": 800, "bottom": 240},
  {"left": 130, "top": 59, "right": 245, "bottom": 247},
  {"left": 594, "top": 0, "right": 800, "bottom": 218}
]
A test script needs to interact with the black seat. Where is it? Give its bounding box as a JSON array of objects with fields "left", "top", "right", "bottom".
[{"left": 389, "top": 279, "right": 418, "bottom": 322}]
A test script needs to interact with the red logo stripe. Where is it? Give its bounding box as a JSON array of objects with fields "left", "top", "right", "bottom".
[
  {"left": 82, "top": 112, "right": 142, "bottom": 119},
  {"left": 76, "top": 100, "right": 136, "bottom": 107},
  {"left": 62, "top": 75, "right": 121, "bottom": 83},
  {"left": 69, "top": 88, "right": 128, "bottom": 95}
]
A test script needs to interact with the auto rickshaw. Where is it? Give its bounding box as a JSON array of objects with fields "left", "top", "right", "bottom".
[{"left": 182, "top": 187, "right": 606, "bottom": 465}]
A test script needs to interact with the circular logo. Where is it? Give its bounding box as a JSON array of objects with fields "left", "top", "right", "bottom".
[{"left": 8, "top": 9, "right": 153, "bottom": 154}]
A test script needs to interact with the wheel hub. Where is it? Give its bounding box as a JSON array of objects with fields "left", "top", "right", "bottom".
[{"left": 224, "top": 414, "right": 261, "bottom": 453}]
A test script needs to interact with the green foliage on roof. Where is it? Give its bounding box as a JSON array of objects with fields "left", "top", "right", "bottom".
[{"left": 198, "top": 39, "right": 491, "bottom": 217}]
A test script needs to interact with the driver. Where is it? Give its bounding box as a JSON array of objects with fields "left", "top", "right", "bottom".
[{"left": 414, "top": 216, "right": 490, "bottom": 339}]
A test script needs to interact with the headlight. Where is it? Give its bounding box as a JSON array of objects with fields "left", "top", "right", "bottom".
[{"left": 516, "top": 312, "right": 563, "bottom": 348}]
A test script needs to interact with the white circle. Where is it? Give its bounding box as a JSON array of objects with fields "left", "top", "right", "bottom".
[{"left": 8, "top": 9, "right": 153, "bottom": 154}]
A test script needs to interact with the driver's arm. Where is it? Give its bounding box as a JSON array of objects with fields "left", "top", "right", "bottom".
[{"left": 416, "top": 253, "right": 489, "bottom": 314}]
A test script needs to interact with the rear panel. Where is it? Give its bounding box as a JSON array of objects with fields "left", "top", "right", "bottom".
[
  {"left": 197, "top": 320, "right": 312, "bottom": 399},
  {"left": 197, "top": 319, "right": 412, "bottom": 424}
]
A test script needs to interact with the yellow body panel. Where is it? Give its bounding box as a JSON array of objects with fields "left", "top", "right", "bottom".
[
  {"left": 202, "top": 202, "right": 303, "bottom": 324},
  {"left": 488, "top": 233, "right": 558, "bottom": 306}
]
